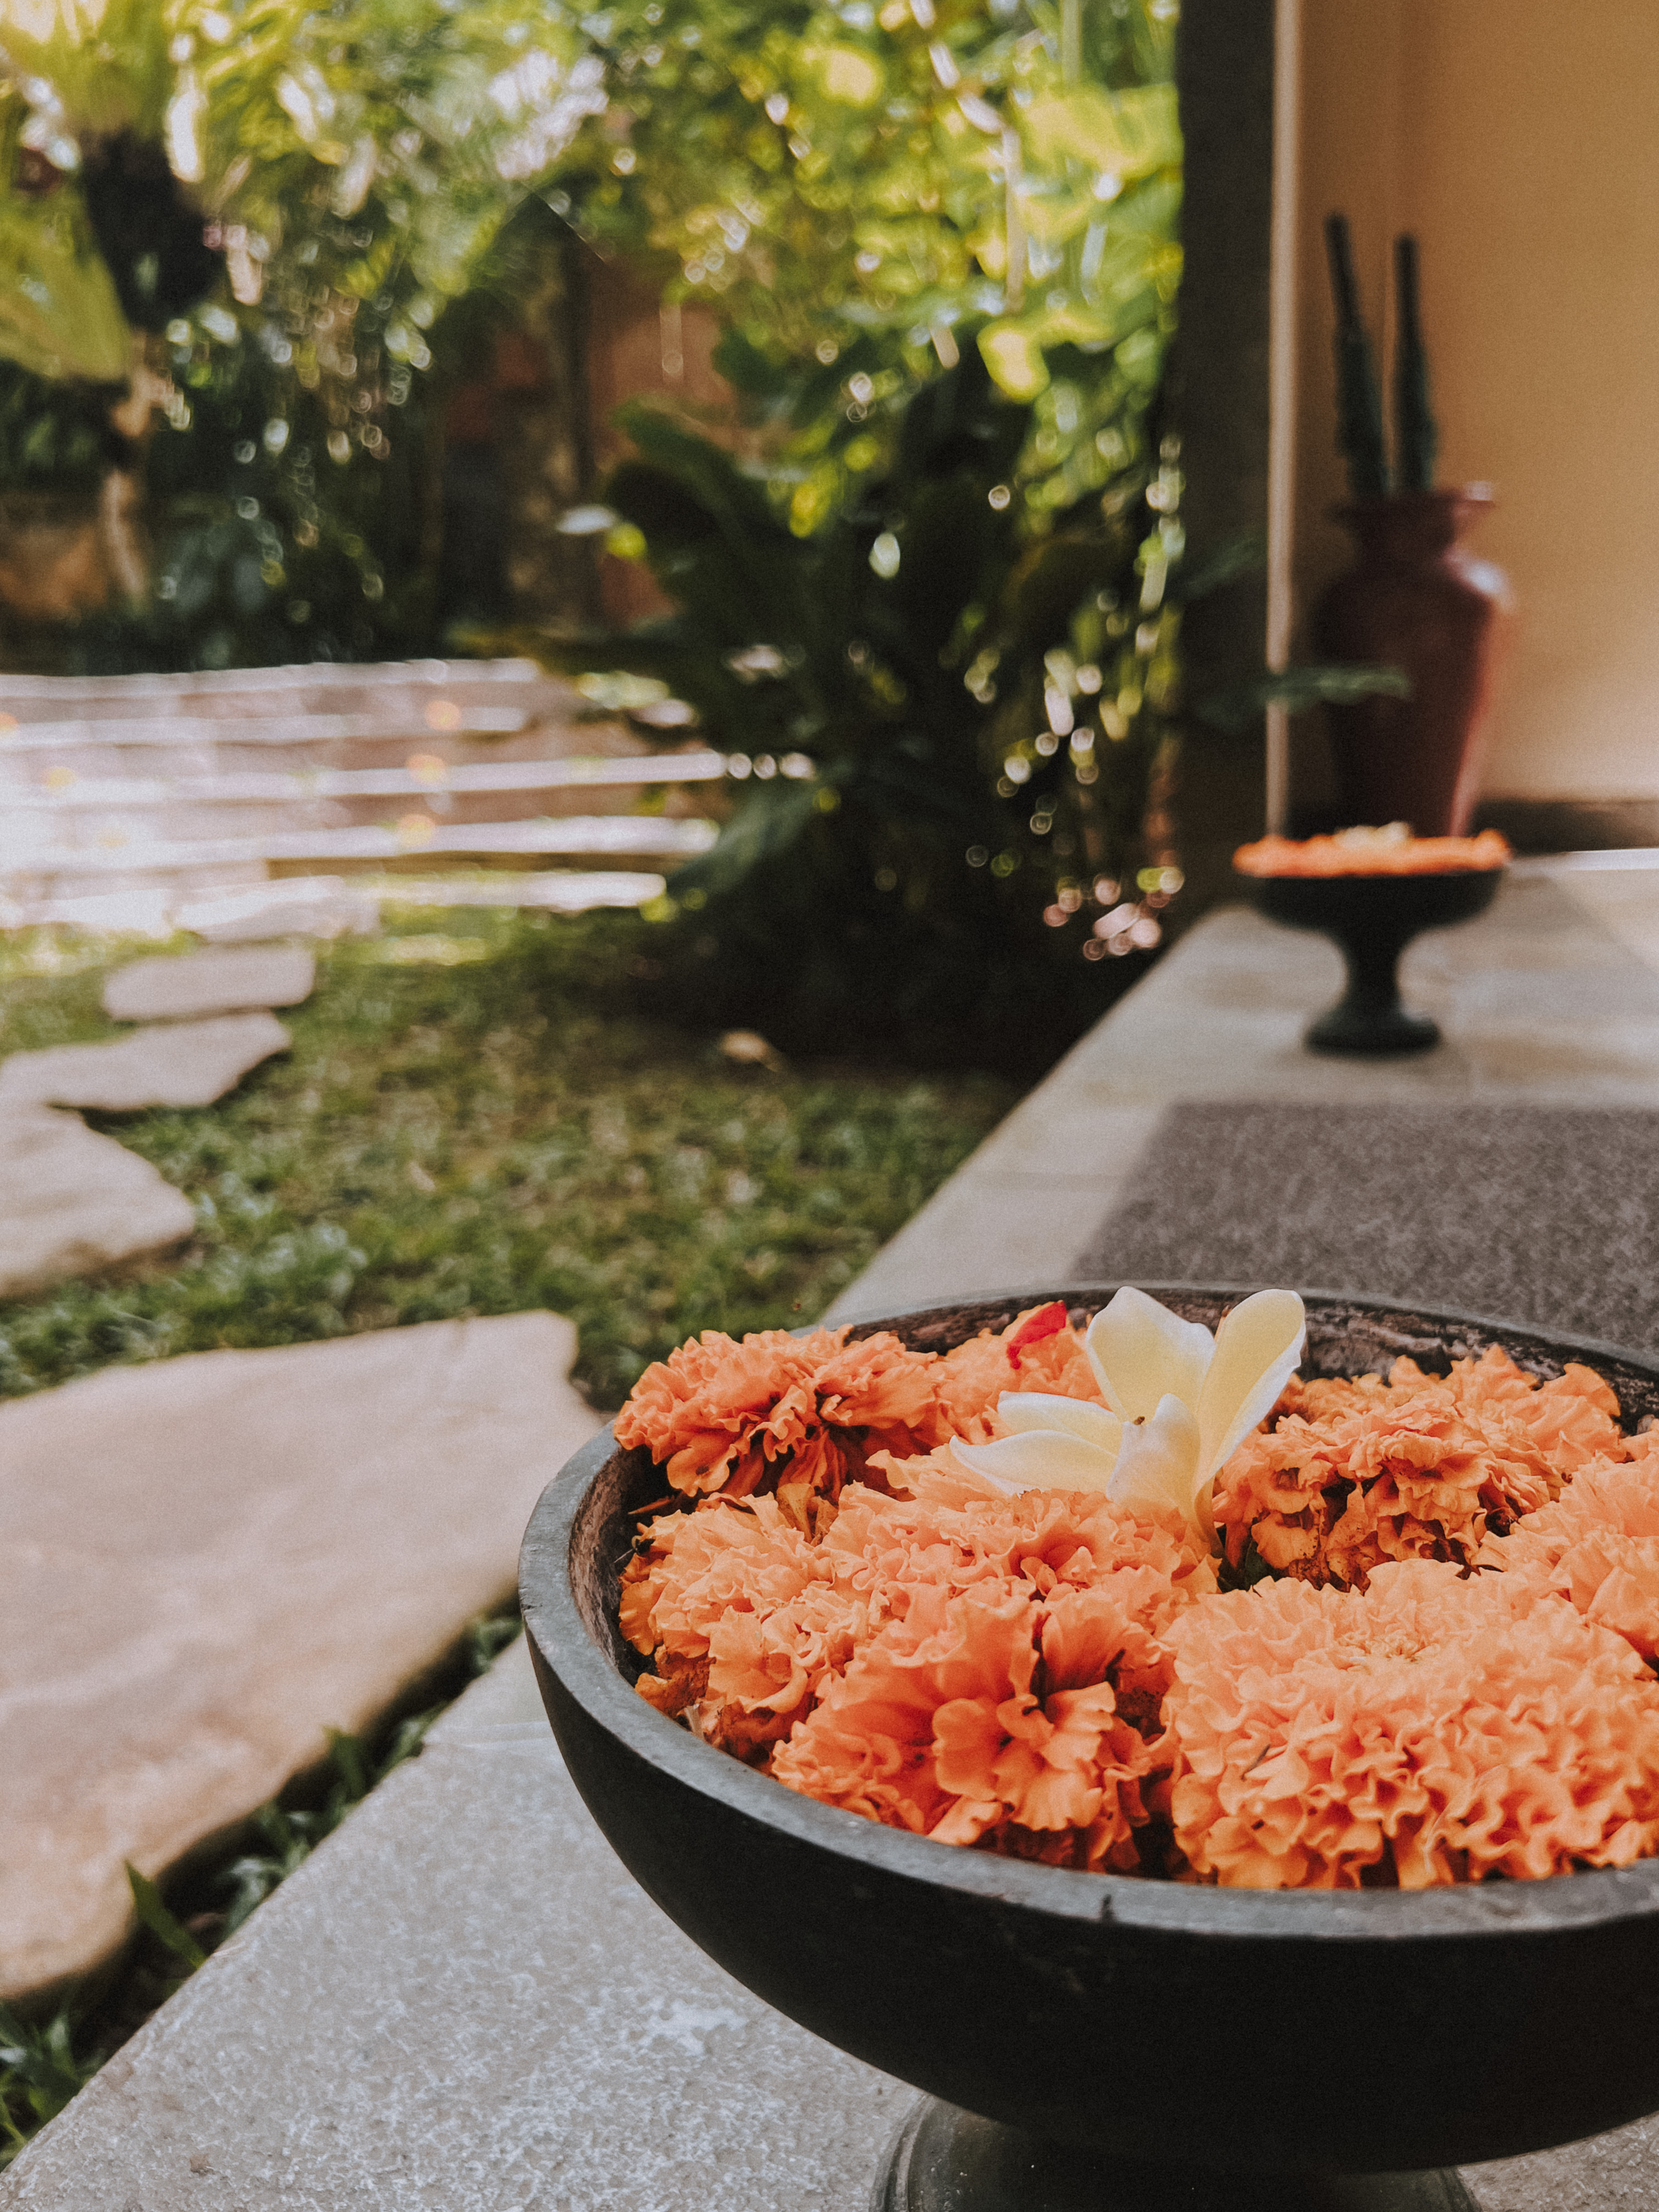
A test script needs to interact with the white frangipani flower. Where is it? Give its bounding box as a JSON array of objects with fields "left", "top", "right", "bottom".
[{"left": 951, "top": 1286, "right": 1306, "bottom": 1547}]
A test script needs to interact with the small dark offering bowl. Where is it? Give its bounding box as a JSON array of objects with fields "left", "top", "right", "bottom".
[
  {"left": 521, "top": 1287, "right": 1659, "bottom": 2212},
  {"left": 1243, "top": 866, "right": 1503, "bottom": 1056}
]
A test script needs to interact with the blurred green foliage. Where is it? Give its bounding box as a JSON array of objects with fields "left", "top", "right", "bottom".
[
  {"left": 531, "top": 340, "right": 1187, "bottom": 1054},
  {"left": 0, "top": 0, "right": 1187, "bottom": 1014},
  {"left": 0, "top": 0, "right": 1181, "bottom": 669}
]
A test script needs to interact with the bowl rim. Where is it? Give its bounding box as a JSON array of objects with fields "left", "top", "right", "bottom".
[{"left": 520, "top": 1280, "right": 1659, "bottom": 1946}]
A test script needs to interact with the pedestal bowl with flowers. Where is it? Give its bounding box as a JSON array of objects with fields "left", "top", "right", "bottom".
[{"left": 521, "top": 1282, "right": 1659, "bottom": 2211}]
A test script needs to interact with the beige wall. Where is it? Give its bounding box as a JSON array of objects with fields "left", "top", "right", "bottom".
[{"left": 1294, "top": 0, "right": 1659, "bottom": 804}]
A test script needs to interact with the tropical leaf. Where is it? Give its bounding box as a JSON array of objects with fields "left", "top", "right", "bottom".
[
  {"left": 1022, "top": 83, "right": 1181, "bottom": 180},
  {"left": 1193, "top": 663, "right": 1412, "bottom": 736},
  {"left": 0, "top": 177, "right": 130, "bottom": 383},
  {"left": 669, "top": 776, "right": 821, "bottom": 900}
]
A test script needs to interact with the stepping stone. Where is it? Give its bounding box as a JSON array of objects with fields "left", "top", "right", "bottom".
[
  {"left": 102, "top": 945, "right": 316, "bottom": 1022},
  {"left": 0, "top": 1012, "right": 290, "bottom": 1111},
  {"left": 0, "top": 1311, "right": 601, "bottom": 2001},
  {"left": 175, "top": 876, "right": 380, "bottom": 944},
  {"left": 0, "top": 1104, "right": 195, "bottom": 1297}
]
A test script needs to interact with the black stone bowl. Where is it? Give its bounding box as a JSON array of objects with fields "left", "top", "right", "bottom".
[
  {"left": 521, "top": 1287, "right": 1659, "bottom": 2212},
  {"left": 1242, "top": 866, "right": 1503, "bottom": 1056}
]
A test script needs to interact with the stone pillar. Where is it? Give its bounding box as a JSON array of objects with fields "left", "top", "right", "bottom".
[{"left": 1170, "top": 0, "right": 1277, "bottom": 911}]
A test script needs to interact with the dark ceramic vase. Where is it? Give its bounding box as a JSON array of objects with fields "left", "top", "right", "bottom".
[
  {"left": 1244, "top": 865, "right": 1503, "bottom": 1055},
  {"left": 520, "top": 1287, "right": 1659, "bottom": 2212},
  {"left": 1312, "top": 489, "right": 1510, "bottom": 837}
]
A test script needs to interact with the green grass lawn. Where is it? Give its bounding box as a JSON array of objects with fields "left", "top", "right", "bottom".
[{"left": 0, "top": 908, "right": 1020, "bottom": 1407}]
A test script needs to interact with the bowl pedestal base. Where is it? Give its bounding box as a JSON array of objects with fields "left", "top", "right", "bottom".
[
  {"left": 1305, "top": 923, "right": 1440, "bottom": 1057},
  {"left": 874, "top": 2098, "right": 1480, "bottom": 2212},
  {"left": 1244, "top": 865, "right": 1502, "bottom": 1057}
]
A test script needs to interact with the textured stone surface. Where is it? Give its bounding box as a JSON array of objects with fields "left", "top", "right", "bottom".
[
  {"left": 1463, "top": 2123, "right": 1659, "bottom": 2211},
  {"left": 1080, "top": 1101, "right": 1659, "bottom": 1352},
  {"left": 0, "top": 1105, "right": 195, "bottom": 1296},
  {"left": 0, "top": 1641, "right": 905, "bottom": 2209},
  {"left": 174, "top": 877, "right": 379, "bottom": 943},
  {"left": 102, "top": 945, "right": 315, "bottom": 1022},
  {"left": 0, "top": 1012, "right": 289, "bottom": 1110},
  {"left": 0, "top": 1313, "right": 600, "bottom": 2002},
  {"left": 830, "top": 873, "right": 1659, "bottom": 1321}
]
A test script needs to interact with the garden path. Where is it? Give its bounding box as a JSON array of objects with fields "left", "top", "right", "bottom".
[
  {"left": 0, "top": 938, "right": 315, "bottom": 1294},
  {"left": 7, "top": 859, "right": 1656, "bottom": 2208}
]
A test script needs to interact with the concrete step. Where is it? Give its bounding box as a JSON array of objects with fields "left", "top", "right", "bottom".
[
  {"left": 0, "top": 707, "right": 535, "bottom": 755},
  {"left": 0, "top": 718, "right": 660, "bottom": 783},
  {"left": 0, "top": 786, "right": 715, "bottom": 854},
  {"left": 3, "top": 813, "right": 718, "bottom": 895},
  {"left": 1, "top": 868, "right": 673, "bottom": 933},
  {"left": 0, "top": 749, "right": 726, "bottom": 812},
  {"left": 0, "top": 656, "right": 571, "bottom": 724},
  {"left": 0, "top": 749, "right": 728, "bottom": 874}
]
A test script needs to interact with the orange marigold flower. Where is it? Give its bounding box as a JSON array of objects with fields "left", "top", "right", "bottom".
[
  {"left": 614, "top": 1325, "right": 940, "bottom": 1513},
  {"left": 1233, "top": 829, "right": 1510, "bottom": 878},
  {"left": 615, "top": 1308, "right": 1106, "bottom": 1513},
  {"left": 1164, "top": 1560, "right": 1659, "bottom": 1889},
  {"left": 626, "top": 1469, "right": 1212, "bottom": 1793},
  {"left": 1215, "top": 1348, "right": 1627, "bottom": 1589},
  {"left": 771, "top": 1579, "right": 1167, "bottom": 1868},
  {"left": 1480, "top": 1438, "right": 1659, "bottom": 1663},
  {"left": 932, "top": 1310, "right": 1103, "bottom": 1444}
]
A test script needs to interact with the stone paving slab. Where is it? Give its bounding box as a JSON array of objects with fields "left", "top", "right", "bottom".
[
  {"left": 0, "top": 1106, "right": 195, "bottom": 1297},
  {"left": 0, "top": 1012, "right": 290, "bottom": 1109},
  {"left": 0, "top": 1638, "right": 906, "bottom": 2210},
  {"left": 101, "top": 945, "right": 315, "bottom": 1022},
  {"left": 0, "top": 1313, "right": 600, "bottom": 2003}
]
